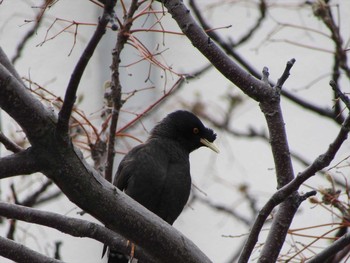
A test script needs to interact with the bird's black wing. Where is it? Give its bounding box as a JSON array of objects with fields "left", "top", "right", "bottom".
[
  {"left": 114, "top": 142, "right": 169, "bottom": 212},
  {"left": 113, "top": 140, "right": 191, "bottom": 225},
  {"left": 114, "top": 144, "right": 145, "bottom": 191}
]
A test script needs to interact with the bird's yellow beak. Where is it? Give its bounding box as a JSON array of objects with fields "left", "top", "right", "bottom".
[{"left": 200, "top": 138, "right": 220, "bottom": 153}]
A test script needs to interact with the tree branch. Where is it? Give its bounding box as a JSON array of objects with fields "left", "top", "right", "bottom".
[
  {"left": 160, "top": 0, "right": 270, "bottom": 102},
  {"left": 0, "top": 61, "right": 56, "bottom": 146},
  {"left": 0, "top": 148, "right": 39, "bottom": 179},
  {"left": 56, "top": 0, "right": 117, "bottom": 137},
  {"left": 0, "top": 235, "right": 63, "bottom": 263},
  {"left": 11, "top": 0, "right": 48, "bottom": 65},
  {"left": 187, "top": 0, "right": 341, "bottom": 124},
  {"left": 315, "top": 1, "right": 350, "bottom": 79},
  {"left": 0, "top": 201, "right": 155, "bottom": 262},
  {"left": 308, "top": 232, "right": 350, "bottom": 263},
  {"left": 192, "top": 193, "right": 251, "bottom": 227},
  {"left": 330, "top": 80, "right": 350, "bottom": 110},
  {"left": 239, "top": 113, "right": 350, "bottom": 262},
  {"left": 0, "top": 131, "right": 24, "bottom": 153},
  {"left": 256, "top": 64, "right": 296, "bottom": 261},
  {"left": 275, "top": 58, "right": 296, "bottom": 91},
  {"left": 20, "top": 179, "right": 54, "bottom": 207},
  {"left": 105, "top": 0, "right": 139, "bottom": 182},
  {"left": 189, "top": 0, "right": 267, "bottom": 47},
  {"left": 0, "top": 47, "right": 24, "bottom": 85}
]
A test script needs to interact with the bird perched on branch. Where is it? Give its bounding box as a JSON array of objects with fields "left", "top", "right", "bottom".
[{"left": 106, "top": 110, "right": 219, "bottom": 263}]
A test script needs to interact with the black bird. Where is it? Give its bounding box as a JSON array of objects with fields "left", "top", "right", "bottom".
[{"left": 107, "top": 110, "right": 219, "bottom": 263}]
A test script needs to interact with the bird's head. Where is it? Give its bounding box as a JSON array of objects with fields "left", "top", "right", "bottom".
[{"left": 150, "top": 110, "right": 219, "bottom": 153}]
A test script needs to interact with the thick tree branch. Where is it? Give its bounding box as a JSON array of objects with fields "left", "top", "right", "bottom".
[
  {"left": 160, "top": 0, "right": 271, "bottom": 102},
  {"left": 0, "top": 235, "right": 63, "bottom": 263},
  {"left": 56, "top": 0, "right": 117, "bottom": 137},
  {"left": 0, "top": 62, "right": 56, "bottom": 146},
  {"left": 0, "top": 47, "right": 24, "bottom": 85},
  {"left": 308, "top": 232, "right": 350, "bottom": 263},
  {"left": 0, "top": 201, "right": 155, "bottom": 262},
  {"left": 0, "top": 131, "right": 24, "bottom": 153},
  {"left": 0, "top": 148, "right": 39, "bottom": 178}
]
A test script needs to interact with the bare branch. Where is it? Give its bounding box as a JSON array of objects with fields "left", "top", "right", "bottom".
[
  {"left": 21, "top": 179, "right": 54, "bottom": 207},
  {"left": 56, "top": 1, "right": 117, "bottom": 137},
  {"left": 0, "top": 40, "right": 210, "bottom": 262},
  {"left": 105, "top": 0, "right": 140, "bottom": 182},
  {"left": 275, "top": 58, "right": 296, "bottom": 91},
  {"left": 0, "top": 62, "right": 56, "bottom": 146},
  {"left": 315, "top": 1, "right": 350, "bottom": 79},
  {"left": 308, "top": 232, "right": 350, "bottom": 263},
  {"left": 0, "top": 201, "right": 155, "bottom": 262},
  {"left": 35, "top": 190, "right": 63, "bottom": 206},
  {"left": 189, "top": 0, "right": 267, "bottom": 47},
  {"left": 239, "top": 114, "right": 350, "bottom": 262},
  {"left": 0, "top": 149, "right": 39, "bottom": 178},
  {"left": 11, "top": 0, "right": 49, "bottom": 64},
  {"left": 192, "top": 193, "right": 251, "bottom": 227},
  {"left": 0, "top": 47, "right": 24, "bottom": 85},
  {"left": 330, "top": 80, "right": 350, "bottom": 110},
  {"left": 186, "top": 1, "right": 340, "bottom": 123},
  {"left": 0, "top": 235, "right": 63, "bottom": 263},
  {"left": 160, "top": 0, "right": 270, "bottom": 102},
  {"left": 0, "top": 131, "right": 24, "bottom": 153}
]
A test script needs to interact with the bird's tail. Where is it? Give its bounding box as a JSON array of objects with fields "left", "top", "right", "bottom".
[
  {"left": 102, "top": 245, "right": 130, "bottom": 263},
  {"left": 108, "top": 249, "right": 130, "bottom": 263}
]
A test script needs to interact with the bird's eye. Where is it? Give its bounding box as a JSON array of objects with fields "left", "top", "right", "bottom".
[{"left": 193, "top": 127, "right": 199, "bottom": 134}]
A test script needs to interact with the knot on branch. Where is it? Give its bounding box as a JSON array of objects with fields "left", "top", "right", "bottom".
[
  {"left": 330, "top": 80, "right": 350, "bottom": 110},
  {"left": 313, "top": 153, "right": 332, "bottom": 170},
  {"left": 298, "top": 190, "right": 317, "bottom": 204}
]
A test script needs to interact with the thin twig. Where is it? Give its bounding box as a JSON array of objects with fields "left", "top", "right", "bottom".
[
  {"left": 56, "top": 1, "right": 117, "bottom": 138},
  {"left": 105, "top": 0, "right": 142, "bottom": 182},
  {"left": 275, "top": 58, "right": 296, "bottom": 91},
  {"left": 11, "top": 0, "right": 49, "bottom": 64},
  {"left": 0, "top": 132, "right": 23, "bottom": 153},
  {"left": 330, "top": 80, "right": 350, "bottom": 110},
  {"left": 21, "top": 179, "right": 54, "bottom": 207},
  {"left": 116, "top": 77, "right": 183, "bottom": 134}
]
